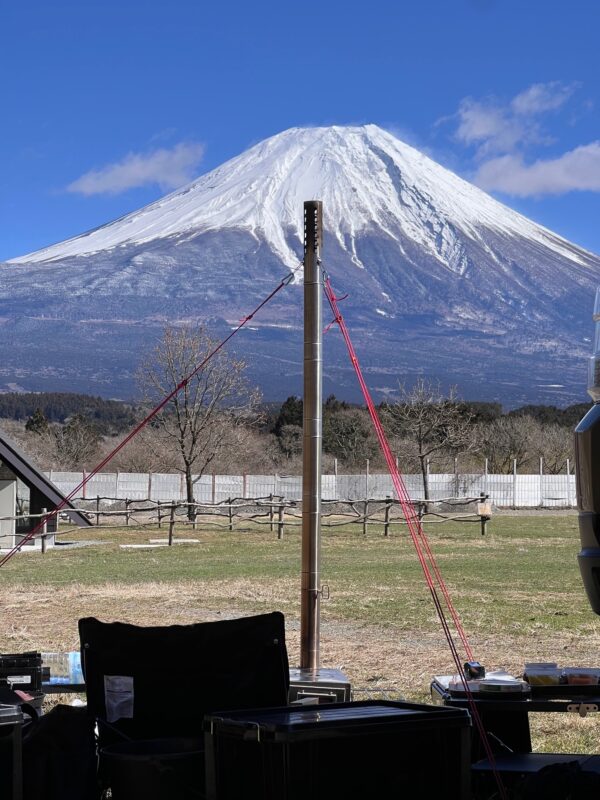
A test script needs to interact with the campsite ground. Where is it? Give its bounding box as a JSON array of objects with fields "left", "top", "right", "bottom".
[{"left": 2, "top": 512, "right": 599, "bottom": 753}]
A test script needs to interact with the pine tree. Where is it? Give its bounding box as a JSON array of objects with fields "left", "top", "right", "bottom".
[{"left": 25, "top": 408, "right": 49, "bottom": 435}]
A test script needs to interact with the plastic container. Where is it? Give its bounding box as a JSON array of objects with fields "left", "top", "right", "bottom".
[
  {"left": 100, "top": 737, "right": 204, "bottom": 800},
  {"left": 523, "top": 663, "right": 561, "bottom": 686},
  {"left": 561, "top": 668, "right": 600, "bottom": 686},
  {"left": 204, "top": 700, "right": 471, "bottom": 800}
]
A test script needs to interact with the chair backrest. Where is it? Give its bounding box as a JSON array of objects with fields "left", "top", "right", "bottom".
[{"left": 79, "top": 612, "right": 289, "bottom": 744}]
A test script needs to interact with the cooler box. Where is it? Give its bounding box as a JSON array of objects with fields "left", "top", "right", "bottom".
[{"left": 204, "top": 700, "right": 471, "bottom": 800}]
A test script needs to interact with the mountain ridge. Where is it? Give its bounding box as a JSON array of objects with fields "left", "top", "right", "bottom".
[{"left": 2, "top": 124, "right": 599, "bottom": 406}]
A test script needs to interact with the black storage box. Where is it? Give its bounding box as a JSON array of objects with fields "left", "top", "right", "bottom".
[
  {"left": 0, "top": 652, "right": 44, "bottom": 711},
  {"left": 0, "top": 652, "right": 43, "bottom": 694},
  {"left": 0, "top": 704, "right": 23, "bottom": 800},
  {"left": 204, "top": 700, "right": 471, "bottom": 800}
]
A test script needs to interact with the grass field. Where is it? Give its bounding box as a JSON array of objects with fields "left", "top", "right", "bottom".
[{"left": 2, "top": 511, "right": 600, "bottom": 753}]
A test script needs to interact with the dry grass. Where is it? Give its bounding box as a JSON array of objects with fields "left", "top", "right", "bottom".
[{"left": 2, "top": 513, "right": 600, "bottom": 752}]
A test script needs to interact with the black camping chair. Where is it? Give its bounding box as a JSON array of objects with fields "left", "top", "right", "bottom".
[
  {"left": 79, "top": 612, "right": 290, "bottom": 799},
  {"left": 79, "top": 612, "right": 290, "bottom": 746}
]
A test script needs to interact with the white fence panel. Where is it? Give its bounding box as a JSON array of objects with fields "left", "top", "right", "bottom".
[
  {"left": 322, "top": 475, "right": 337, "bottom": 500},
  {"left": 486, "top": 474, "right": 514, "bottom": 507},
  {"left": 542, "top": 474, "right": 572, "bottom": 508},
  {"left": 85, "top": 473, "right": 118, "bottom": 498},
  {"left": 368, "top": 474, "right": 395, "bottom": 499},
  {"left": 42, "top": 469, "right": 577, "bottom": 507},
  {"left": 426, "top": 474, "right": 456, "bottom": 501},
  {"left": 275, "top": 475, "right": 303, "bottom": 500},
  {"left": 515, "top": 474, "right": 538, "bottom": 507},
  {"left": 336, "top": 475, "right": 366, "bottom": 501},
  {"left": 401, "top": 474, "right": 425, "bottom": 500},
  {"left": 192, "top": 475, "right": 213, "bottom": 503},
  {"left": 118, "top": 473, "right": 149, "bottom": 500},
  {"left": 214, "top": 476, "right": 244, "bottom": 503},
  {"left": 151, "top": 473, "right": 182, "bottom": 502},
  {"left": 45, "top": 471, "right": 82, "bottom": 497},
  {"left": 247, "top": 476, "right": 278, "bottom": 498},
  {"left": 457, "top": 474, "right": 487, "bottom": 497}
]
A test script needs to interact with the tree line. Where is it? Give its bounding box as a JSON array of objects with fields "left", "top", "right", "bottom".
[
  {"left": 0, "top": 392, "right": 138, "bottom": 434},
  {"left": 0, "top": 325, "right": 590, "bottom": 511}
]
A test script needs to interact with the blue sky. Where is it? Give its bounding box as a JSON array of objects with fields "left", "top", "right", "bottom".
[{"left": 2, "top": 0, "right": 600, "bottom": 261}]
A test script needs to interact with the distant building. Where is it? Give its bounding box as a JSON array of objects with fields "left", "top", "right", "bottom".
[{"left": 0, "top": 433, "right": 91, "bottom": 552}]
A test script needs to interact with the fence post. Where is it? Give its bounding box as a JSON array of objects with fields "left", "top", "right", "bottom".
[
  {"left": 454, "top": 456, "right": 459, "bottom": 498},
  {"left": 512, "top": 459, "right": 517, "bottom": 509},
  {"left": 116, "top": 470, "right": 120, "bottom": 499},
  {"left": 212, "top": 474, "right": 216, "bottom": 504},
  {"left": 157, "top": 500, "right": 162, "bottom": 528},
  {"left": 82, "top": 470, "right": 87, "bottom": 500},
  {"left": 96, "top": 496, "right": 100, "bottom": 526},
  {"left": 41, "top": 507, "right": 47, "bottom": 554},
  {"left": 125, "top": 498, "right": 130, "bottom": 527},
  {"left": 333, "top": 458, "right": 338, "bottom": 477},
  {"left": 364, "top": 460, "right": 370, "bottom": 536},
  {"left": 479, "top": 493, "right": 488, "bottom": 536},
  {"left": 384, "top": 496, "right": 391, "bottom": 537},
  {"left": 539, "top": 457, "right": 544, "bottom": 508},
  {"left": 484, "top": 458, "right": 489, "bottom": 499},
  {"left": 269, "top": 494, "right": 274, "bottom": 533},
  {"left": 566, "top": 458, "right": 572, "bottom": 507},
  {"left": 228, "top": 498, "right": 233, "bottom": 532},
  {"left": 277, "top": 502, "right": 284, "bottom": 540},
  {"left": 168, "top": 504, "right": 175, "bottom": 546},
  {"left": 148, "top": 472, "right": 153, "bottom": 501}
]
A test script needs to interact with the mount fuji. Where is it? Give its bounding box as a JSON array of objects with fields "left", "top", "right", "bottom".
[{"left": 3, "top": 124, "right": 600, "bottom": 405}]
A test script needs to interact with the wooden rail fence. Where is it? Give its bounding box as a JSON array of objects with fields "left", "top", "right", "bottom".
[{"left": 0, "top": 494, "right": 491, "bottom": 550}]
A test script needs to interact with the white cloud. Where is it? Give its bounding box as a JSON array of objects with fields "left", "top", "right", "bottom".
[
  {"left": 475, "top": 142, "right": 600, "bottom": 196},
  {"left": 442, "top": 82, "right": 599, "bottom": 196},
  {"left": 511, "top": 82, "right": 578, "bottom": 115},
  {"left": 67, "top": 142, "right": 205, "bottom": 195},
  {"left": 454, "top": 97, "right": 526, "bottom": 157},
  {"left": 446, "top": 82, "right": 579, "bottom": 160}
]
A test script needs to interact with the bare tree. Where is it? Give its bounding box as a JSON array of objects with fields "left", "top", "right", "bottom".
[
  {"left": 475, "top": 415, "right": 539, "bottom": 474},
  {"left": 323, "top": 407, "right": 379, "bottom": 468},
  {"left": 108, "top": 434, "right": 168, "bottom": 474},
  {"left": 382, "top": 379, "right": 474, "bottom": 499},
  {"left": 19, "top": 414, "right": 102, "bottom": 470},
  {"left": 137, "top": 325, "right": 261, "bottom": 519},
  {"left": 534, "top": 422, "right": 574, "bottom": 474},
  {"left": 278, "top": 424, "right": 303, "bottom": 460}
]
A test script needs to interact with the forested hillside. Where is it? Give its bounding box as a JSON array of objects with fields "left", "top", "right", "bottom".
[{"left": 0, "top": 392, "right": 138, "bottom": 434}]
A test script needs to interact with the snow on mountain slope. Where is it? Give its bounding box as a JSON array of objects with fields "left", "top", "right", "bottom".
[
  {"left": 10, "top": 125, "right": 595, "bottom": 273},
  {"left": 3, "top": 124, "right": 600, "bottom": 405}
]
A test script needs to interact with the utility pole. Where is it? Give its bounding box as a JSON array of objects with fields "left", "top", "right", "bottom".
[{"left": 301, "top": 200, "right": 323, "bottom": 670}]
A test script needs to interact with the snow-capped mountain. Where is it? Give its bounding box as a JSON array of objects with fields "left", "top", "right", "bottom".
[{"left": 3, "top": 124, "right": 600, "bottom": 405}]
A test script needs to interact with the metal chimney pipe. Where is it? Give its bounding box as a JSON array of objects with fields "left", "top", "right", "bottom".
[{"left": 301, "top": 200, "right": 323, "bottom": 670}]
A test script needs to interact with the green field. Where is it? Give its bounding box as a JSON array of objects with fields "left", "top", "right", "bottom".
[{"left": 2, "top": 512, "right": 600, "bottom": 753}]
